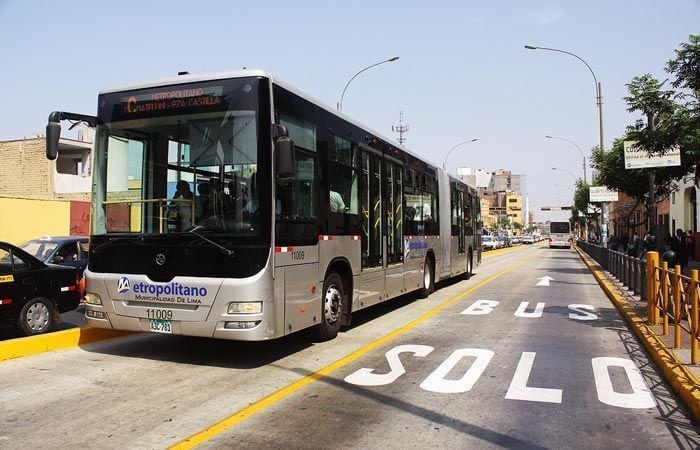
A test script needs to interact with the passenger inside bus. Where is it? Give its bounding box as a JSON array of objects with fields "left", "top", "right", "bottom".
[
  {"left": 195, "top": 182, "right": 211, "bottom": 223},
  {"left": 329, "top": 190, "right": 346, "bottom": 213}
]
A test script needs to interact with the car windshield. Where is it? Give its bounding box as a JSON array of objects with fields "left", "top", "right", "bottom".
[{"left": 20, "top": 240, "right": 58, "bottom": 261}]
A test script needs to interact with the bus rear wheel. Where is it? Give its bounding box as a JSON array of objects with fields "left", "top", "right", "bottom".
[
  {"left": 312, "top": 272, "right": 344, "bottom": 341},
  {"left": 418, "top": 257, "right": 434, "bottom": 298}
]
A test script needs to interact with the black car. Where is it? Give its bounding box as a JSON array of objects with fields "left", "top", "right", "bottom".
[
  {"left": 0, "top": 241, "right": 81, "bottom": 336},
  {"left": 20, "top": 236, "right": 89, "bottom": 276}
]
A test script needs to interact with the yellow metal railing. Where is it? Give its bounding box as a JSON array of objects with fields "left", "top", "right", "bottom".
[
  {"left": 646, "top": 251, "right": 700, "bottom": 363},
  {"left": 104, "top": 197, "right": 195, "bottom": 233}
]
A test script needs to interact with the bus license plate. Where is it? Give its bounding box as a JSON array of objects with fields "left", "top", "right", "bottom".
[{"left": 149, "top": 319, "right": 172, "bottom": 334}]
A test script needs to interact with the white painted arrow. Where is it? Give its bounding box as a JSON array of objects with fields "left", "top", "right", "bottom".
[{"left": 536, "top": 276, "right": 554, "bottom": 287}]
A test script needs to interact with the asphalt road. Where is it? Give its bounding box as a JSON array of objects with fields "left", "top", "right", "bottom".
[{"left": 1, "top": 244, "right": 698, "bottom": 449}]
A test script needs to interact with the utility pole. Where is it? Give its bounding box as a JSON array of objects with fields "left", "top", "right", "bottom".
[
  {"left": 392, "top": 111, "right": 409, "bottom": 145},
  {"left": 647, "top": 112, "right": 658, "bottom": 247}
]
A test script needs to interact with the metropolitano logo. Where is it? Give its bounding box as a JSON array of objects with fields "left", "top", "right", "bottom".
[{"left": 117, "top": 276, "right": 131, "bottom": 294}]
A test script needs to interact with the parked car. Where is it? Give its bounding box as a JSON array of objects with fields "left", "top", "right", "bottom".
[
  {"left": 481, "top": 235, "right": 499, "bottom": 251},
  {"left": 498, "top": 236, "right": 511, "bottom": 248},
  {"left": 20, "top": 236, "right": 89, "bottom": 276},
  {"left": 0, "top": 241, "right": 81, "bottom": 335},
  {"left": 522, "top": 235, "right": 535, "bottom": 244}
]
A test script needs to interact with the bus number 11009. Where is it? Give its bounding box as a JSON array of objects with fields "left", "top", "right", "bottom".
[{"left": 146, "top": 309, "right": 173, "bottom": 320}]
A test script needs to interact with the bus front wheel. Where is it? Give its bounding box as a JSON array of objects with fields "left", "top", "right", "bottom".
[{"left": 312, "top": 272, "right": 344, "bottom": 341}]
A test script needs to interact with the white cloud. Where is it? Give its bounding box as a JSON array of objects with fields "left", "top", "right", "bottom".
[{"left": 523, "top": 8, "right": 564, "bottom": 25}]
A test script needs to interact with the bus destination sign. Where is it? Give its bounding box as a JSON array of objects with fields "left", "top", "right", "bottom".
[{"left": 119, "top": 86, "right": 225, "bottom": 116}]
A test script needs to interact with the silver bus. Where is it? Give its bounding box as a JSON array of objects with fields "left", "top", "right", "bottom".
[{"left": 45, "top": 70, "right": 481, "bottom": 341}]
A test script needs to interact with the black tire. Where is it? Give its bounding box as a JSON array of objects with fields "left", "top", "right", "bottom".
[
  {"left": 17, "top": 297, "right": 55, "bottom": 336},
  {"left": 418, "top": 257, "right": 435, "bottom": 298},
  {"left": 311, "top": 272, "right": 344, "bottom": 341}
]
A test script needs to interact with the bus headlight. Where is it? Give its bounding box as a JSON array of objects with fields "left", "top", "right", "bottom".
[
  {"left": 227, "top": 302, "right": 262, "bottom": 314},
  {"left": 84, "top": 292, "right": 102, "bottom": 305}
]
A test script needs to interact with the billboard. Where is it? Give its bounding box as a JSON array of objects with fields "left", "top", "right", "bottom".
[
  {"left": 589, "top": 186, "right": 618, "bottom": 202},
  {"left": 624, "top": 140, "right": 681, "bottom": 169}
]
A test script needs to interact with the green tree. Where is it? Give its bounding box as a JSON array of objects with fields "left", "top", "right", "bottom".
[
  {"left": 624, "top": 35, "right": 700, "bottom": 185},
  {"left": 497, "top": 216, "right": 511, "bottom": 232},
  {"left": 591, "top": 34, "right": 700, "bottom": 222}
]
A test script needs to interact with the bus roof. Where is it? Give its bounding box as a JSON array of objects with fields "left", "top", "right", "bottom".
[{"left": 98, "top": 69, "right": 474, "bottom": 188}]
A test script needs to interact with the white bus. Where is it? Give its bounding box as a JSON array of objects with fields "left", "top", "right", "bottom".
[
  {"left": 549, "top": 221, "right": 572, "bottom": 249},
  {"left": 45, "top": 70, "right": 481, "bottom": 341}
]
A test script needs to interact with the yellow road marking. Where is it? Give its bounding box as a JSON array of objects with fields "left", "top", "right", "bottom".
[{"left": 170, "top": 249, "right": 536, "bottom": 449}]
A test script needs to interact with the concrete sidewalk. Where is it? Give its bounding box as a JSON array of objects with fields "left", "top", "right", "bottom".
[{"left": 576, "top": 246, "right": 700, "bottom": 422}]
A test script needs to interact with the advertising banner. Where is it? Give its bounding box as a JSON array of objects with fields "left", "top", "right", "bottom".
[
  {"left": 589, "top": 186, "right": 618, "bottom": 202},
  {"left": 624, "top": 140, "right": 681, "bottom": 169}
]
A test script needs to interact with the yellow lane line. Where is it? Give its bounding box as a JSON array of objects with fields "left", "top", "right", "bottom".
[{"left": 170, "top": 249, "right": 536, "bottom": 449}]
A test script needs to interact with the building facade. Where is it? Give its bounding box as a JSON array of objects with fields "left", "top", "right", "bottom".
[{"left": 0, "top": 129, "right": 93, "bottom": 244}]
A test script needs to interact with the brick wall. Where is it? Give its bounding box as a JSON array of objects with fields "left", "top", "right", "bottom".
[{"left": 0, "top": 138, "right": 53, "bottom": 199}]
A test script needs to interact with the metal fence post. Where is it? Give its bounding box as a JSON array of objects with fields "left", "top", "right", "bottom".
[
  {"left": 692, "top": 269, "right": 699, "bottom": 364},
  {"left": 646, "top": 252, "right": 659, "bottom": 324},
  {"left": 640, "top": 257, "right": 647, "bottom": 300},
  {"left": 674, "top": 265, "right": 682, "bottom": 349},
  {"left": 662, "top": 261, "right": 669, "bottom": 335}
]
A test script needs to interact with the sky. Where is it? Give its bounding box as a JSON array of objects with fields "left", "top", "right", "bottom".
[{"left": 1, "top": 0, "right": 698, "bottom": 222}]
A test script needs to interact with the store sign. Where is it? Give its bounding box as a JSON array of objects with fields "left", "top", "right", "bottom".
[
  {"left": 624, "top": 140, "right": 681, "bottom": 169},
  {"left": 589, "top": 186, "right": 618, "bottom": 202}
]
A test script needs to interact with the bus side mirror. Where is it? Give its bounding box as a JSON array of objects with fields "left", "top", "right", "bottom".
[
  {"left": 46, "top": 122, "right": 61, "bottom": 160},
  {"left": 275, "top": 137, "right": 296, "bottom": 181},
  {"left": 274, "top": 125, "right": 296, "bottom": 181}
]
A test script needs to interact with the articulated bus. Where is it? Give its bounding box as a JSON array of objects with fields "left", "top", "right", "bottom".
[
  {"left": 549, "top": 221, "right": 573, "bottom": 249},
  {"left": 45, "top": 70, "right": 481, "bottom": 341}
]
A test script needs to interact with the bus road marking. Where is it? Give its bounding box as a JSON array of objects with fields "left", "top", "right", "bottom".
[{"left": 169, "top": 252, "right": 538, "bottom": 449}]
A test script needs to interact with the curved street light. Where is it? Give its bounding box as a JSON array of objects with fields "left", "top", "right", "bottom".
[
  {"left": 337, "top": 56, "right": 400, "bottom": 112},
  {"left": 524, "top": 45, "right": 603, "bottom": 153},
  {"left": 443, "top": 138, "right": 479, "bottom": 170},
  {"left": 545, "top": 135, "right": 587, "bottom": 183}
]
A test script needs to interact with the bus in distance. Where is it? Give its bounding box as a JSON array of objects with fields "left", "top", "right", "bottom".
[
  {"left": 549, "top": 221, "right": 572, "bottom": 249},
  {"left": 45, "top": 69, "right": 482, "bottom": 341}
]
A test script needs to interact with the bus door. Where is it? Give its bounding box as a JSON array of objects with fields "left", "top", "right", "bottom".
[
  {"left": 384, "top": 157, "right": 404, "bottom": 299},
  {"left": 359, "top": 147, "right": 384, "bottom": 307}
]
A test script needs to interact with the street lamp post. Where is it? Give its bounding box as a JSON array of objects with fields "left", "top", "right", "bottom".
[
  {"left": 443, "top": 139, "right": 478, "bottom": 170},
  {"left": 551, "top": 167, "right": 577, "bottom": 179},
  {"left": 337, "top": 56, "right": 399, "bottom": 112},
  {"left": 526, "top": 44, "right": 607, "bottom": 245},
  {"left": 545, "top": 135, "right": 586, "bottom": 183}
]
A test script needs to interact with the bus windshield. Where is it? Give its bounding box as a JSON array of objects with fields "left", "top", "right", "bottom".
[
  {"left": 91, "top": 77, "right": 271, "bottom": 242},
  {"left": 550, "top": 221, "right": 571, "bottom": 234}
]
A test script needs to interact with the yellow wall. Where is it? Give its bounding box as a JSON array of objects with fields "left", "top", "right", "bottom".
[{"left": 0, "top": 197, "right": 71, "bottom": 245}]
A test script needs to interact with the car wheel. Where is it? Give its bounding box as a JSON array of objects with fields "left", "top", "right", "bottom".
[
  {"left": 17, "top": 297, "right": 55, "bottom": 336},
  {"left": 418, "top": 257, "right": 435, "bottom": 298},
  {"left": 311, "top": 272, "right": 344, "bottom": 341}
]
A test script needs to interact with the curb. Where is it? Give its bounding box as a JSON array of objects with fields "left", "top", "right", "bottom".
[
  {"left": 575, "top": 246, "right": 700, "bottom": 421},
  {"left": 0, "top": 327, "right": 133, "bottom": 363}
]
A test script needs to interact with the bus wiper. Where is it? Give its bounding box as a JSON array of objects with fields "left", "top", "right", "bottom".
[
  {"left": 187, "top": 227, "right": 235, "bottom": 258},
  {"left": 92, "top": 236, "right": 145, "bottom": 255}
]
